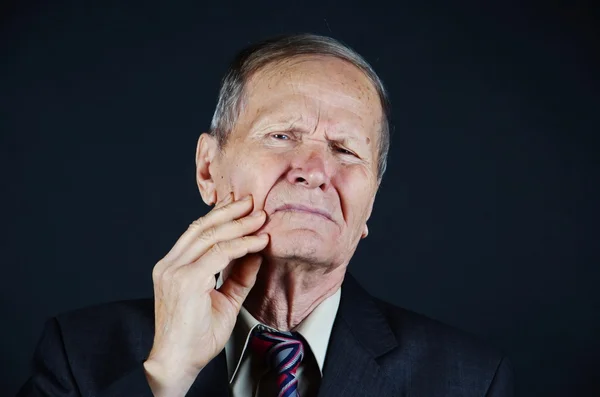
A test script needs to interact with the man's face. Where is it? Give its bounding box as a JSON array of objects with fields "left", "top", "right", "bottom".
[{"left": 204, "top": 56, "right": 382, "bottom": 268}]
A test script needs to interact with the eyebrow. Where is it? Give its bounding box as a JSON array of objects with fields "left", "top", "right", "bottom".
[
  {"left": 252, "top": 115, "right": 366, "bottom": 146},
  {"left": 251, "top": 113, "right": 302, "bottom": 132}
]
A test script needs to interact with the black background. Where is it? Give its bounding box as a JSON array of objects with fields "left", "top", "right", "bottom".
[{"left": 2, "top": 1, "right": 598, "bottom": 396}]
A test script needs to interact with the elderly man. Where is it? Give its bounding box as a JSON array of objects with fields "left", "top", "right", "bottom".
[{"left": 18, "top": 34, "right": 514, "bottom": 397}]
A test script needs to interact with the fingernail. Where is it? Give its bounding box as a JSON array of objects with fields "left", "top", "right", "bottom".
[
  {"left": 250, "top": 210, "right": 263, "bottom": 217},
  {"left": 242, "top": 194, "right": 252, "bottom": 201}
]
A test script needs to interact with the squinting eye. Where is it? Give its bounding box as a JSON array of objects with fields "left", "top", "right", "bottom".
[
  {"left": 272, "top": 133, "right": 290, "bottom": 140},
  {"left": 335, "top": 146, "right": 356, "bottom": 156}
]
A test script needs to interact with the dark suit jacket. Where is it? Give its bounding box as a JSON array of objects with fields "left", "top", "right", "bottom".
[{"left": 17, "top": 273, "right": 514, "bottom": 396}]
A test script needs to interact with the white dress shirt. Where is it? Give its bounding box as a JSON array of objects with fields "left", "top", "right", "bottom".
[{"left": 216, "top": 272, "right": 341, "bottom": 397}]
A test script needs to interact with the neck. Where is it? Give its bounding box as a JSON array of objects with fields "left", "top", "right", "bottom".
[{"left": 236, "top": 257, "right": 346, "bottom": 331}]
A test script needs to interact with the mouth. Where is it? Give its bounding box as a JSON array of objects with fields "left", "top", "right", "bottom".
[{"left": 273, "top": 204, "right": 334, "bottom": 222}]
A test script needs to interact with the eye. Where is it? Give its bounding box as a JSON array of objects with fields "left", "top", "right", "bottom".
[
  {"left": 334, "top": 145, "right": 357, "bottom": 157},
  {"left": 271, "top": 133, "right": 291, "bottom": 140}
]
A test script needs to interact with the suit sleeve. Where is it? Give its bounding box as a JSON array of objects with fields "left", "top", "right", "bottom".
[
  {"left": 484, "top": 356, "right": 515, "bottom": 397},
  {"left": 16, "top": 318, "right": 155, "bottom": 397}
]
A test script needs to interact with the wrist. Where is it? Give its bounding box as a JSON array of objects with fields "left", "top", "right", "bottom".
[{"left": 143, "top": 358, "right": 200, "bottom": 397}]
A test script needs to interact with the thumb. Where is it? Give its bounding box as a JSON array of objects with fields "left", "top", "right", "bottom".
[{"left": 218, "top": 254, "right": 263, "bottom": 310}]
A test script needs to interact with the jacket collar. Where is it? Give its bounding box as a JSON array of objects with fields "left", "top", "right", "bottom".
[
  {"left": 186, "top": 272, "right": 400, "bottom": 397},
  {"left": 337, "top": 272, "right": 397, "bottom": 357},
  {"left": 317, "top": 272, "right": 400, "bottom": 396}
]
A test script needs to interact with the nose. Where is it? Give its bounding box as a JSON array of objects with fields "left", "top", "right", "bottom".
[{"left": 286, "top": 145, "right": 332, "bottom": 191}]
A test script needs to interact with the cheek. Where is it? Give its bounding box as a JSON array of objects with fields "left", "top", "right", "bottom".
[
  {"left": 335, "top": 168, "right": 375, "bottom": 223},
  {"left": 228, "top": 154, "right": 288, "bottom": 209}
]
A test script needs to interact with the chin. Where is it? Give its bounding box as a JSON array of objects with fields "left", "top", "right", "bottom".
[{"left": 264, "top": 232, "right": 336, "bottom": 266}]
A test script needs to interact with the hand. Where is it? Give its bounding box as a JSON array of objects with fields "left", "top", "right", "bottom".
[{"left": 143, "top": 193, "right": 268, "bottom": 396}]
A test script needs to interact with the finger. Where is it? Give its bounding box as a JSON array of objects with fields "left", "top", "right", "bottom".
[
  {"left": 175, "top": 210, "right": 267, "bottom": 266},
  {"left": 191, "top": 233, "right": 269, "bottom": 278},
  {"left": 217, "top": 254, "right": 263, "bottom": 311},
  {"left": 162, "top": 195, "right": 255, "bottom": 264},
  {"left": 189, "top": 195, "right": 255, "bottom": 237}
]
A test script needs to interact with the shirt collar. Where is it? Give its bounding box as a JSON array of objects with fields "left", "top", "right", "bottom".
[{"left": 217, "top": 271, "right": 341, "bottom": 382}]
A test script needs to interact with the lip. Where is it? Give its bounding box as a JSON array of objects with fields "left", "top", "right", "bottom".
[{"left": 273, "top": 204, "right": 334, "bottom": 222}]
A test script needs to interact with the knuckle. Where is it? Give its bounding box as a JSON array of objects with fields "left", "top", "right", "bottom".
[
  {"left": 231, "top": 218, "right": 244, "bottom": 227},
  {"left": 198, "top": 227, "right": 216, "bottom": 242},
  {"left": 152, "top": 261, "right": 166, "bottom": 281},
  {"left": 151, "top": 266, "right": 161, "bottom": 282},
  {"left": 212, "top": 205, "right": 228, "bottom": 217},
  {"left": 211, "top": 241, "right": 225, "bottom": 254},
  {"left": 189, "top": 217, "right": 205, "bottom": 229},
  {"left": 156, "top": 266, "right": 172, "bottom": 283},
  {"left": 211, "top": 240, "right": 235, "bottom": 261}
]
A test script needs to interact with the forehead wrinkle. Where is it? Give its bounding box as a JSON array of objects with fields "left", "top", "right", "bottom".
[
  {"left": 253, "top": 69, "right": 377, "bottom": 122},
  {"left": 284, "top": 81, "right": 371, "bottom": 114},
  {"left": 243, "top": 62, "right": 381, "bottom": 150},
  {"left": 251, "top": 96, "right": 372, "bottom": 134},
  {"left": 311, "top": 101, "right": 322, "bottom": 136},
  {"left": 248, "top": 55, "right": 379, "bottom": 115},
  {"left": 250, "top": 110, "right": 303, "bottom": 133}
]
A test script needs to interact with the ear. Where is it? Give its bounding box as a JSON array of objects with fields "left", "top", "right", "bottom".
[
  {"left": 361, "top": 189, "right": 377, "bottom": 239},
  {"left": 196, "top": 133, "right": 220, "bottom": 206}
]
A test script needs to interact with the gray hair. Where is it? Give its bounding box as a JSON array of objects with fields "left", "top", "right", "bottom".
[{"left": 209, "top": 33, "right": 391, "bottom": 179}]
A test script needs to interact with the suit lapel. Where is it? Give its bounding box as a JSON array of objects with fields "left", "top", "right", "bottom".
[
  {"left": 318, "top": 273, "right": 404, "bottom": 397},
  {"left": 184, "top": 273, "right": 405, "bottom": 397}
]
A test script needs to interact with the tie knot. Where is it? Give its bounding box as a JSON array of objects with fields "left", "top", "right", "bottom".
[{"left": 249, "top": 326, "right": 305, "bottom": 375}]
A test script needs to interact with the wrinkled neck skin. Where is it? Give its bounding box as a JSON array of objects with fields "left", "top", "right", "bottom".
[{"left": 225, "top": 257, "right": 347, "bottom": 331}]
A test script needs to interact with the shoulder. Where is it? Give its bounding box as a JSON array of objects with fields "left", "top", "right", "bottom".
[
  {"left": 373, "top": 297, "right": 512, "bottom": 392},
  {"left": 342, "top": 274, "right": 504, "bottom": 366},
  {"left": 54, "top": 298, "right": 154, "bottom": 331},
  {"left": 56, "top": 298, "right": 154, "bottom": 334},
  {"left": 337, "top": 274, "right": 513, "bottom": 395},
  {"left": 51, "top": 298, "right": 155, "bottom": 361},
  {"left": 376, "top": 297, "right": 503, "bottom": 361},
  {"left": 23, "top": 298, "right": 156, "bottom": 392}
]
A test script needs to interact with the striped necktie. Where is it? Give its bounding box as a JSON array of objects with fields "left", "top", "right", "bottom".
[{"left": 249, "top": 326, "right": 305, "bottom": 397}]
